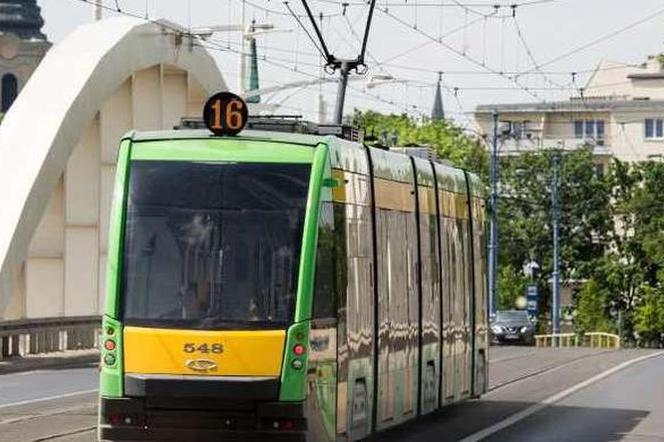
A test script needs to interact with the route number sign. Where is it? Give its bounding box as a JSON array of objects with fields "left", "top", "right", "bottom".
[{"left": 203, "top": 92, "right": 248, "bottom": 136}]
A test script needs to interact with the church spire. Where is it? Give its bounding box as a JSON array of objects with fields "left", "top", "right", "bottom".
[
  {"left": 0, "top": 0, "right": 47, "bottom": 40},
  {"left": 245, "top": 20, "right": 261, "bottom": 104},
  {"left": 431, "top": 72, "right": 445, "bottom": 121}
]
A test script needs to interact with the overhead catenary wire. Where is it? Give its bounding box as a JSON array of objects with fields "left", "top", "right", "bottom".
[
  {"left": 510, "top": 6, "right": 568, "bottom": 92},
  {"left": 73, "top": 0, "right": 664, "bottom": 130},
  {"left": 519, "top": 4, "right": 664, "bottom": 75},
  {"left": 284, "top": 1, "right": 327, "bottom": 57},
  {"left": 234, "top": 0, "right": 343, "bottom": 18},
  {"left": 297, "top": 0, "right": 334, "bottom": 63},
  {"left": 310, "top": 0, "right": 556, "bottom": 9},
  {"left": 75, "top": 0, "right": 434, "bottom": 118},
  {"left": 378, "top": 7, "right": 544, "bottom": 102}
]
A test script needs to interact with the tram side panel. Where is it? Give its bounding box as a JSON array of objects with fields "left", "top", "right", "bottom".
[
  {"left": 413, "top": 157, "right": 442, "bottom": 416},
  {"left": 434, "top": 165, "right": 470, "bottom": 403},
  {"left": 469, "top": 175, "right": 489, "bottom": 395},
  {"left": 368, "top": 148, "right": 420, "bottom": 431},
  {"left": 329, "top": 141, "right": 376, "bottom": 442},
  {"left": 457, "top": 187, "right": 473, "bottom": 399}
]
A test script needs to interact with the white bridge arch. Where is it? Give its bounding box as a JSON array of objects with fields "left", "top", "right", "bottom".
[{"left": 0, "top": 17, "right": 225, "bottom": 319}]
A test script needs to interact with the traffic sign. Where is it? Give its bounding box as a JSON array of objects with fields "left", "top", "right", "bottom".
[{"left": 526, "top": 283, "right": 538, "bottom": 316}]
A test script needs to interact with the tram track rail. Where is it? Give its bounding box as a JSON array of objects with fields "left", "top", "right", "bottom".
[
  {"left": 488, "top": 348, "right": 617, "bottom": 392},
  {"left": 489, "top": 349, "right": 537, "bottom": 364},
  {"left": 30, "top": 426, "right": 95, "bottom": 441},
  {"left": 0, "top": 403, "right": 94, "bottom": 426}
]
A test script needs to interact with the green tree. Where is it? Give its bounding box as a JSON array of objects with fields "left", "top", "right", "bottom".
[
  {"left": 352, "top": 110, "right": 488, "bottom": 177},
  {"left": 575, "top": 279, "right": 612, "bottom": 334},
  {"left": 497, "top": 147, "right": 612, "bottom": 323},
  {"left": 497, "top": 265, "right": 529, "bottom": 310},
  {"left": 633, "top": 285, "right": 664, "bottom": 347},
  {"left": 595, "top": 160, "right": 664, "bottom": 343}
]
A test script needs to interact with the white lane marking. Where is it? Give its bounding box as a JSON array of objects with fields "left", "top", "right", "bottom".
[
  {"left": 460, "top": 351, "right": 664, "bottom": 442},
  {"left": 0, "top": 389, "right": 98, "bottom": 411}
]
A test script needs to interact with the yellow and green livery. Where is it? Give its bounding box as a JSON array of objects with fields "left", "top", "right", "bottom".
[{"left": 98, "top": 122, "right": 488, "bottom": 441}]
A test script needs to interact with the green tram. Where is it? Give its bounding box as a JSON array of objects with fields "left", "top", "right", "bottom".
[{"left": 98, "top": 98, "right": 488, "bottom": 441}]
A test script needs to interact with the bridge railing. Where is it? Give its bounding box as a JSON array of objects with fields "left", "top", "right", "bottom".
[
  {"left": 535, "top": 332, "right": 621, "bottom": 349},
  {"left": 0, "top": 316, "right": 101, "bottom": 360}
]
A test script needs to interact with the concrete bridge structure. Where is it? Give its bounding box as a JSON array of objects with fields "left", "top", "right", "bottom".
[{"left": 0, "top": 17, "right": 225, "bottom": 319}]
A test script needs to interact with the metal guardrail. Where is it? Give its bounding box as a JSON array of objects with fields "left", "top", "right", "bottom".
[
  {"left": 535, "top": 332, "right": 621, "bottom": 349},
  {"left": 0, "top": 316, "right": 101, "bottom": 360}
]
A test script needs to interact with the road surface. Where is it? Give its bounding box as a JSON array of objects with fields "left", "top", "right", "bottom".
[{"left": 0, "top": 348, "right": 662, "bottom": 441}]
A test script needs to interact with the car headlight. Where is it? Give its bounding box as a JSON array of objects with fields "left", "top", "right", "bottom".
[
  {"left": 491, "top": 325, "right": 502, "bottom": 333},
  {"left": 520, "top": 326, "right": 531, "bottom": 333}
]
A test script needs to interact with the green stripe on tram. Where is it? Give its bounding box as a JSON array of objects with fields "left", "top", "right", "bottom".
[
  {"left": 280, "top": 143, "right": 329, "bottom": 401},
  {"left": 129, "top": 138, "right": 315, "bottom": 163},
  {"left": 100, "top": 138, "right": 131, "bottom": 397}
]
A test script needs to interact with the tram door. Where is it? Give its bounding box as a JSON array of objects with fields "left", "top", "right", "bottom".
[
  {"left": 439, "top": 196, "right": 455, "bottom": 402},
  {"left": 373, "top": 155, "right": 419, "bottom": 430},
  {"left": 460, "top": 204, "right": 473, "bottom": 398}
]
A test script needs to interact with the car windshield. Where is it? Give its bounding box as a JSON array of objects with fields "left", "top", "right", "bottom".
[
  {"left": 121, "top": 160, "right": 311, "bottom": 330},
  {"left": 495, "top": 311, "right": 530, "bottom": 322}
]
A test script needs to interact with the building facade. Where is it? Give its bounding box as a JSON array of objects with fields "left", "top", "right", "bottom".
[
  {"left": 0, "top": 0, "right": 50, "bottom": 113},
  {"left": 474, "top": 56, "right": 664, "bottom": 165}
]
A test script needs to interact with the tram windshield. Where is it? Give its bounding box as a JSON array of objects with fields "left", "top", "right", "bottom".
[{"left": 121, "top": 160, "right": 311, "bottom": 329}]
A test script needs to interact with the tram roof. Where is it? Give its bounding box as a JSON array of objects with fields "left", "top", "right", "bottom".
[
  {"left": 123, "top": 129, "right": 484, "bottom": 197},
  {"left": 124, "top": 129, "right": 329, "bottom": 147}
]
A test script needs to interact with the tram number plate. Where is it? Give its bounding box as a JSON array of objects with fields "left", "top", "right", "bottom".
[{"left": 183, "top": 343, "right": 224, "bottom": 354}]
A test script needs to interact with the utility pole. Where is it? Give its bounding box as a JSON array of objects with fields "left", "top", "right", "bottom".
[
  {"left": 488, "top": 110, "right": 499, "bottom": 318},
  {"left": 240, "top": 0, "right": 247, "bottom": 93},
  {"left": 551, "top": 148, "right": 562, "bottom": 335},
  {"left": 93, "top": 0, "right": 102, "bottom": 21}
]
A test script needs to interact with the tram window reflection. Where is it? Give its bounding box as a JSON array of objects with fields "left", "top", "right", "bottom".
[{"left": 121, "top": 160, "right": 311, "bottom": 329}]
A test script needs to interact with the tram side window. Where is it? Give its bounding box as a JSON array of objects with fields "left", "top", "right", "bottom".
[{"left": 313, "top": 202, "right": 337, "bottom": 319}]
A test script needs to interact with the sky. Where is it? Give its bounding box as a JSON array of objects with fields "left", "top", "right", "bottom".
[{"left": 37, "top": 0, "right": 664, "bottom": 129}]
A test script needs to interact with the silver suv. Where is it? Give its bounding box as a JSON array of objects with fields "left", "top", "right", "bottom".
[{"left": 491, "top": 310, "right": 536, "bottom": 345}]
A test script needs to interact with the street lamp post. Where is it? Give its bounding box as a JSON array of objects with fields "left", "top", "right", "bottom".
[
  {"left": 488, "top": 110, "right": 499, "bottom": 318},
  {"left": 551, "top": 149, "right": 562, "bottom": 334}
]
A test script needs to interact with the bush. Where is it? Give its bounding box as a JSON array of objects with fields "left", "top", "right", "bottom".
[
  {"left": 575, "top": 279, "right": 613, "bottom": 334},
  {"left": 634, "top": 285, "right": 664, "bottom": 347}
]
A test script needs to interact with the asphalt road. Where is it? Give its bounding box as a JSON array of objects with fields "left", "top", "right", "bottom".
[
  {"left": 0, "top": 348, "right": 662, "bottom": 441},
  {"left": 484, "top": 351, "right": 664, "bottom": 441},
  {"left": 0, "top": 366, "right": 97, "bottom": 406}
]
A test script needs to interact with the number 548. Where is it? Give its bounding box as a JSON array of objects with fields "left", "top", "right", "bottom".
[{"left": 183, "top": 343, "right": 223, "bottom": 354}]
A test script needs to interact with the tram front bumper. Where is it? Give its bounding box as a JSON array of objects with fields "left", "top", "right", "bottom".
[{"left": 99, "top": 397, "right": 306, "bottom": 442}]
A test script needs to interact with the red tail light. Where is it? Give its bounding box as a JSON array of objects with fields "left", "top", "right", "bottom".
[{"left": 293, "top": 344, "right": 306, "bottom": 356}]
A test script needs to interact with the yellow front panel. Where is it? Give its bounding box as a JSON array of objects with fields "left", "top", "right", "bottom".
[{"left": 123, "top": 327, "right": 286, "bottom": 376}]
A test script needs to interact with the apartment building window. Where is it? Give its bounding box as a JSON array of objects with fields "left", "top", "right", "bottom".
[
  {"left": 574, "top": 120, "right": 604, "bottom": 140},
  {"left": 644, "top": 118, "right": 664, "bottom": 140}
]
